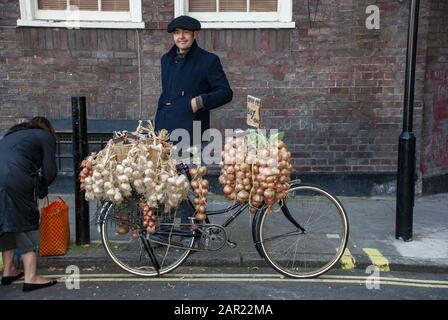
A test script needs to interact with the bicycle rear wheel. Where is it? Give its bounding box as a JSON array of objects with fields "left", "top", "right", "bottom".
[
  {"left": 256, "top": 185, "right": 348, "bottom": 278},
  {"left": 100, "top": 197, "right": 195, "bottom": 277}
]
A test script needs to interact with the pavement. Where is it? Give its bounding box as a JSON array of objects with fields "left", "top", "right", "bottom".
[{"left": 21, "top": 190, "right": 448, "bottom": 276}]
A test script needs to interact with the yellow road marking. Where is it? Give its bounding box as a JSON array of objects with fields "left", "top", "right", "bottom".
[
  {"left": 340, "top": 248, "right": 356, "bottom": 270},
  {"left": 363, "top": 248, "right": 390, "bottom": 272},
  {"left": 16, "top": 276, "right": 448, "bottom": 289},
  {"left": 38, "top": 273, "right": 448, "bottom": 289}
]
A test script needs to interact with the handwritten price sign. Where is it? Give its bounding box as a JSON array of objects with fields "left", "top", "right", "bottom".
[{"left": 247, "top": 95, "right": 261, "bottom": 128}]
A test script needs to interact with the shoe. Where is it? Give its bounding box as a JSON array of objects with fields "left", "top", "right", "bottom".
[
  {"left": 23, "top": 280, "right": 58, "bottom": 292},
  {"left": 1, "top": 272, "right": 24, "bottom": 286}
]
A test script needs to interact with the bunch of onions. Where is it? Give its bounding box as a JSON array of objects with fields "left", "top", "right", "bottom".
[
  {"left": 139, "top": 202, "right": 157, "bottom": 234},
  {"left": 219, "top": 134, "right": 294, "bottom": 214},
  {"left": 79, "top": 159, "right": 94, "bottom": 191},
  {"left": 189, "top": 166, "right": 208, "bottom": 221}
]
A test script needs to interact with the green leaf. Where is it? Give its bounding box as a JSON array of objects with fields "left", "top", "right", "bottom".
[{"left": 269, "top": 132, "right": 285, "bottom": 144}]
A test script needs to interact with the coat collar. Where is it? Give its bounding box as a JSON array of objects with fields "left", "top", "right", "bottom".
[
  {"left": 4, "top": 123, "right": 31, "bottom": 138},
  {"left": 167, "top": 40, "right": 199, "bottom": 60}
]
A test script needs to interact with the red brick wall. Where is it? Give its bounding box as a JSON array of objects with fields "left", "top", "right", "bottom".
[
  {"left": 0, "top": 0, "right": 443, "bottom": 178},
  {"left": 420, "top": 0, "right": 448, "bottom": 179}
]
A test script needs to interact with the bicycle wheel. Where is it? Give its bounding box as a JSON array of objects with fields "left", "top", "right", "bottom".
[
  {"left": 100, "top": 196, "right": 195, "bottom": 277},
  {"left": 256, "top": 185, "right": 349, "bottom": 278}
]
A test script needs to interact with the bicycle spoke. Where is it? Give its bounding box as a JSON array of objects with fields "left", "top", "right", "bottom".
[{"left": 258, "top": 185, "right": 348, "bottom": 278}]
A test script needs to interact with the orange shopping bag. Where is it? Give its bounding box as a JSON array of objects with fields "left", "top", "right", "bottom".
[{"left": 39, "top": 197, "right": 70, "bottom": 257}]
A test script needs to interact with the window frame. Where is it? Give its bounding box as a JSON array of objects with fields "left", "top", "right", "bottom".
[
  {"left": 175, "top": 0, "right": 295, "bottom": 29},
  {"left": 17, "top": 0, "right": 145, "bottom": 29}
]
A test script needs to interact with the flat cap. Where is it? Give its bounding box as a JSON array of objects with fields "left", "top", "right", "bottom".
[{"left": 167, "top": 15, "right": 201, "bottom": 33}]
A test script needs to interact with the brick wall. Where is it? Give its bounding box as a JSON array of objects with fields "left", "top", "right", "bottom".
[
  {"left": 0, "top": 0, "right": 445, "bottom": 188},
  {"left": 420, "top": 0, "right": 448, "bottom": 180}
]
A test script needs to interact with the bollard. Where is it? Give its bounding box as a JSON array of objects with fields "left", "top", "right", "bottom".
[{"left": 72, "top": 96, "right": 90, "bottom": 245}]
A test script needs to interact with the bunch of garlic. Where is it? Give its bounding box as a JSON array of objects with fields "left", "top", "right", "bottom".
[
  {"left": 100, "top": 160, "right": 126, "bottom": 204},
  {"left": 83, "top": 162, "right": 109, "bottom": 202},
  {"left": 157, "top": 164, "right": 190, "bottom": 213}
]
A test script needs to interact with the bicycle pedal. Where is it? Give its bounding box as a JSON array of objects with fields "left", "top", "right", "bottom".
[{"left": 226, "top": 240, "right": 237, "bottom": 248}]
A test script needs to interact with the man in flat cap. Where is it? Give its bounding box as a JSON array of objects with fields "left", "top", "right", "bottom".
[
  {"left": 153, "top": 16, "right": 232, "bottom": 245},
  {"left": 155, "top": 15, "right": 233, "bottom": 149}
]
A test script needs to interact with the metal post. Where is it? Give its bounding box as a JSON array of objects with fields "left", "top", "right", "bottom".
[
  {"left": 72, "top": 96, "right": 90, "bottom": 245},
  {"left": 396, "top": 0, "right": 420, "bottom": 241}
]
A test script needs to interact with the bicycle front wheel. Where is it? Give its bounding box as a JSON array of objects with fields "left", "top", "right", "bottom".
[
  {"left": 257, "top": 185, "right": 349, "bottom": 278},
  {"left": 100, "top": 197, "right": 194, "bottom": 277}
]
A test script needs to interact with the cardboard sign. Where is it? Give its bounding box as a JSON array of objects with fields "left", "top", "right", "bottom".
[{"left": 247, "top": 95, "right": 261, "bottom": 128}]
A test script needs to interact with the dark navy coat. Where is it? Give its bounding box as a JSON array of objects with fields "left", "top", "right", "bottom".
[
  {"left": 155, "top": 40, "right": 233, "bottom": 140},
  {"left": 0, "top": 125, "right": 57, "bottom": 236}
]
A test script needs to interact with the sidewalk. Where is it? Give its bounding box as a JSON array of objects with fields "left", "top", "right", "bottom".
[{"left": 37, "top": 192, "right": 448, "bottom": 274}]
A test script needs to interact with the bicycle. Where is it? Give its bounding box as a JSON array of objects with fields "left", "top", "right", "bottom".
[{"left": 97, "top": 166, "right": 349, "bottom": 279}]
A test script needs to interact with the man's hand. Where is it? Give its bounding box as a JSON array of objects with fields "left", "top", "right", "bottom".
[{"left": 191, "top": 98, "right": 199, "bottom": 113}]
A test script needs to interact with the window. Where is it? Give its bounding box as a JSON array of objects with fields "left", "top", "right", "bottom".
[
  {"left": 175, "top": 0, "right": 295, "bottom": 29},
  {"left": 18, "top": 0, "right": 144, "bottom": 29}
]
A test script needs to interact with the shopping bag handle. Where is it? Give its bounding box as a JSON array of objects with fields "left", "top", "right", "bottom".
[{"left": 40, "top": 196, "right": 66, "bottom": 208}]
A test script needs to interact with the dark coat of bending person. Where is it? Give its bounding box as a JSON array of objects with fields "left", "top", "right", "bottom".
[{"left": 0, "top": 122, "right": 57, "bottom": 237}]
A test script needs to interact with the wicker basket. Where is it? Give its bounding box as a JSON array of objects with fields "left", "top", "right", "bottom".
[{"left": 113, "top": 144, "right": 133, "bottom": 162}]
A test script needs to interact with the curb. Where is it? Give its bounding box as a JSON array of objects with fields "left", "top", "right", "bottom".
[{"left": 37, "top": 252, "right": 448, "bottom": 275}]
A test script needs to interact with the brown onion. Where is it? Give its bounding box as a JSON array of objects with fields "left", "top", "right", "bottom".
[
  {"left": 201, "top": 180, "right": 209, "bottom": 189},
  {"left": 276, "top": 192, "right": 286, "bottom": 200},
  {"left": 218, "top": 175, "right": 226, "bottom": 185},
  {"left": 198, "top": 166, "right": 207, "bottom": 176},
  {"left": 266, "top": 176, "right": 275, "bottom": 183},
  {"left": 223, "top": 185, "right": 233, "bottom": 195},
  {"left": 195, "top": 213, "right": 207, "bottom": 221},
  {"left": 236, "top": 171, "right": 245, "bottom": 179},
  {"left": 191, "top": 180, "right": 199, "bottom": 189},
  {"left": 264, "top": 188, "right": 275, "bottom": 199},
  {"left": 253, "top": 194, "right": 264, "bottom": 203},
  {"left": 237, "top": 190, "right": 249, "bottom": 202}
]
